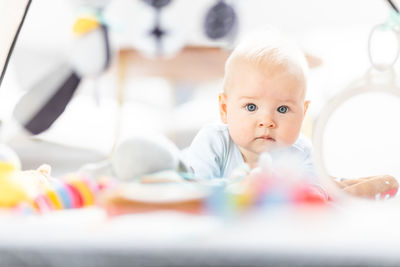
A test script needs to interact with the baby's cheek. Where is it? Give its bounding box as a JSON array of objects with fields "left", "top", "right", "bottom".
[
  {"left": 280, "top": 126, "right": 301, "bottom": 146},
  {"left": 280, "top": 137, "right": 297, "bottom": 147},
  {"left": 229, "top": 126, "right": 249, "bottom": 145}
]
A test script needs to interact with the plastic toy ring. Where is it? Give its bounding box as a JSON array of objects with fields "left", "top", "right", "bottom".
[
  {"left": 368, "top": 23, "right": 400, "bottom": 71},
  {"left": 312, "top": 69, "right": 400, "bottom": 202}
]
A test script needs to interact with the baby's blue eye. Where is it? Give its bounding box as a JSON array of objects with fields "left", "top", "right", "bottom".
[
  {"left": 246, "top": 103, "right": 257, "bottom": 112},
  {"left": 277, "top": 105, "right": 289, "bottom": 113}
]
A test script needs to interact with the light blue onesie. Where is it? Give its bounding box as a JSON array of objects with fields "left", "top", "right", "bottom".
[{"left": 183, "top": 123, "right": 316, "bottom": 180}]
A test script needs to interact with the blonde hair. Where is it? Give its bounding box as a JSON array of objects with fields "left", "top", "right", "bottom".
[{"left": 223, "top": 27, "right": 309, "bottom": 93}]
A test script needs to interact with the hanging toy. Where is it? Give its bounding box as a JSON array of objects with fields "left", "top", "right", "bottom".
[
  {"left": 203, "top": 0, "right": 238, "bottom": 42},
  {"left": 0, "top": 0, "right": 32, "bottom": 87},
  {"left": 386, "top": 0, "right": 400, "bottom": 13},
  {"left": 132, "top": 0, "right": 184, "bottom": 58},
  {"left": 143, "top": 0, "right": 171, "bottom": 56},
  {"left": 10, "top": 1, "right": 112, "bottom": 136},
  {"left": 70, "top": 7, "right": 111, "bottom": 77}
]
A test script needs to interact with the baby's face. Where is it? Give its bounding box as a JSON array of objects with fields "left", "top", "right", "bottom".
[{"left": 220, "top": 62, "right": 309, "bottom": 165}]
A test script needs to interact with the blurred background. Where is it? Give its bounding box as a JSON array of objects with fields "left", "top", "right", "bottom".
[{"left": 0, "top": 0, "right": 395, "bottom": 176}]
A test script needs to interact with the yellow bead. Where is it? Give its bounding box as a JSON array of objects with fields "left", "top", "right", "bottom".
[{"left": 45, "top": 189, "right": 63, "bottom": 210}]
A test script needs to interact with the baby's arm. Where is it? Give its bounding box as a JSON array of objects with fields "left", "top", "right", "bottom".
[
  {"left": 334, "top": 175, "right": 399, "bottom": 198},
  {"left": 182, "top": 126, "right": 224, "bottom": 179}
]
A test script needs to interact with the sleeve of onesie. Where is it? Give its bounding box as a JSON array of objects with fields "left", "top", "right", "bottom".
[
  {"left": 292, "top": 135, "right": 320, "bottom": 182},
  {"left": 302, "top": 138, "right": 317, "bottom": 178},
  {"left": 298, "top": 136, "right": 329, "bottom": 199},
  {"left": 181, "top": 126, "right": 225, "bottom": 179}
]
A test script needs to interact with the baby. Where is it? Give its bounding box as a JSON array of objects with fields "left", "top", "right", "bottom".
[
  {"left": 183, "top": 28, "right": 399, "bottom": 201},
  {"left": 185, "top": 28, "right": 312, "bottom": 179}
]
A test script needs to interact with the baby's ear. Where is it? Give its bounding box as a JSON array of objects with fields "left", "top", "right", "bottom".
[
  {"left": 304, "top": 100, "right": 310, "bottom": 115},
  {"left": 219, "top": 93, "right": 228, "bottom": 123}
]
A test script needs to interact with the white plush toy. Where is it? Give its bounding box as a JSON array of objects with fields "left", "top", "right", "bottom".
[
  {"left": 110, "top": 133, "right": 181, "bottom": 181},
  {"left": 80, "top": 133, "right": 184, "bottom": 181}
]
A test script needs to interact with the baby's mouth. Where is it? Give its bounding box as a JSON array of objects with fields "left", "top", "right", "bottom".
[{"left": 255, "top": 136, "right": 276, "bottom": 142}]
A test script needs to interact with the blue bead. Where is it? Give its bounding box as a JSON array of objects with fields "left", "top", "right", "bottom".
[{"left": 55, "top": 183, "right": 73, "bottom": 209}]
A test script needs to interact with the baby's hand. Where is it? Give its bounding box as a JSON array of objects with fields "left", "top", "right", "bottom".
[{"left": 336, "top": 175, "right": 399, "bottom": 199}]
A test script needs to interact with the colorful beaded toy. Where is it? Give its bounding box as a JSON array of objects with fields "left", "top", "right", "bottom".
[
  {"left": 30, "top": 175, "right": 106, "bottom": 212},
  {"left": 0, "top": 162, "right": 112, "bottom": 214},
  {"left": 205, "top": 169, "right": 328, "bottom": 217}
]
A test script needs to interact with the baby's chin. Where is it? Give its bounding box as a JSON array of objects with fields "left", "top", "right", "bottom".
[
  {"left": 254, "top": 140, "right": 292, "bottom": 154},
  {"left": 252, "top": 142, "right": 280, "bottom": 154}
]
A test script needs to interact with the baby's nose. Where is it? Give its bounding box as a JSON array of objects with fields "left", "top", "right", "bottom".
[{"left": 258, "top": 120, "right": 276, "bottom": 128}]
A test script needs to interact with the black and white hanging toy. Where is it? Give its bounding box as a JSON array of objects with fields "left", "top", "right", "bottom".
[
  {"left": 204, "top": 0, "right": 238, "bottom": 41},
  {"left": 12, "top": 1, "right": 112, "bottom": 136}
]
